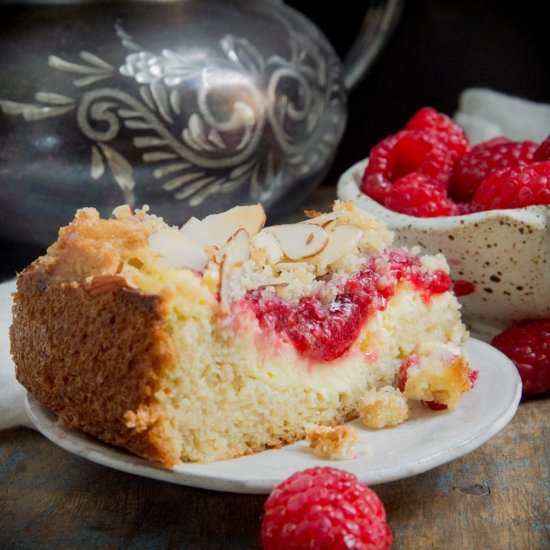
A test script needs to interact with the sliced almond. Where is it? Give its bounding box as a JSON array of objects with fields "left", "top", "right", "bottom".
[
  {"left": 179, "top": 216, "right": 202, "bottom": 238},
  {"left": 250, "top": 230, "right": 284, "bottom": 265},
  {"left": 219, "top": 228, "right": 250, "bottom": 312},
  {"left": 310, "top": 224, "right": 363, "bottom": 265},
  {"left": 148, "top": 227, "right": 208, "bottom": 272},
  {"left": 300, "top": 212, "right": 338, "bottom": 230},
  {"left": 180, "top": 204, "right": 266, "bottom": 249},
  {"left": 264, "top": 223, "right": 328, "bottom": 261}
]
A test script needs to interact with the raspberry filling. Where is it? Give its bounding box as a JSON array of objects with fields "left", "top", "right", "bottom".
[{"left": 241, "top": 250, "right": 451, "bottom": 362}]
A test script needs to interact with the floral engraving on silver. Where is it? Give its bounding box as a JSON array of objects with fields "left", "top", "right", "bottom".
[{"left": 0, "top": 23, "right": 344, "bottom": 207}]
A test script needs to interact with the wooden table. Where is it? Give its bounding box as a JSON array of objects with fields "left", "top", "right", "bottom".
[
  {"left": 1, "top": 399, "right": 548, "bottom": 549},
  {"left": 1, "top": 186, "right": 549, "bottom": 549}
]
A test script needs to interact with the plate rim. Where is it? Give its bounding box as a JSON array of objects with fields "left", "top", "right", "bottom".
[{"left": 25, "top": 337, "right": 522, "bottom": 494}]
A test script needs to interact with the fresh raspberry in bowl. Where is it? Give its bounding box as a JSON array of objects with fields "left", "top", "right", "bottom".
[
  {"left": 261, "top": 466, "right": 392, "bottom": 550},
  {"left": 359, "top": 107, "right": 550, "bottom": 216},
  {"left": 450, "top": 138, "right": 537, "bottom": 202},
  {"left": 384, "top": 172, "right": 459, "bottom": 217},
  {"left": 405, "top": 106, "right": 470, "bottom": 159},
  {"left": 405, "top": 106, "right": 460, "bottom": 133},
  {"left": 473, "top": 162, "right": 550, "bottom": 210},
  {"left": 360, "top": 129, "right": 456, "bottom": 202},
  {"left": 360, "top": 107, "right": 472, "bottom": 213},
  {"left": 533, "top": 135, "right": 550, "bottom": 161}
]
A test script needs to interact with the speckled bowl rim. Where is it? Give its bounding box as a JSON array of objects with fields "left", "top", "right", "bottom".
[{"left": 337, "top": 158, "right": 550, "bottom": 230}]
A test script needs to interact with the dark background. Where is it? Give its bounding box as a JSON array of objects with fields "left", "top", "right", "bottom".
[{"left": 1, "top": 0, "right": 548, "bottom": 282}]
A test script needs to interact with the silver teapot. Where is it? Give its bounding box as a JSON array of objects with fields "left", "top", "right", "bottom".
[{"left": 0, "top": 0, "right": 403, "bottom": 245}]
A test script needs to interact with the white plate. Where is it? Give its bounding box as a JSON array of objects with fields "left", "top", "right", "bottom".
[{"left": 25, "top": 338, "right": 521, "bottom": 494}]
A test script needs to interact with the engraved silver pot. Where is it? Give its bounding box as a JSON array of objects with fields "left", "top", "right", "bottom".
[{"left": 0, "top": 0, "right": 403, "bottom": 245}]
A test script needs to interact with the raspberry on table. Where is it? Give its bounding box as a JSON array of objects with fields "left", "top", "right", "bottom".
[
  {"left": 261, "top": 466, "right": 393, "bottom": 550},
  {"left": 491, "top": 320, "right": 550, "bottom": 395},
  {"left": 473, "top": 161, "right": 550, "bottom": 210},
  {"left": 451, "top": 138, "right": 537, "bottom": 202},
  {"left": 384, "top": 172, "right": 459, "bottom": 217},
  {"left": 533, "top": 134, "right": 550, "bottom": 161}
]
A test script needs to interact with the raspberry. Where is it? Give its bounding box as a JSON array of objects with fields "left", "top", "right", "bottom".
[
  {"left": 261, "top": 467, "right": 393, "bottom": 550},
  {"left": 385, "top": 172, "right": 459, "bottom": 217},
  {"left": 473, "top": 161, "right": 550, "bottom": 210},
  {"left": 456, "top": 201, "right": 481, "bottom": 215},
  {"left": 406, "top": 107, "right": 460, "bottom": 134},
  {"left": 397, "top": 355, "right": 417, "bottom": 392},
  {"left": 362, "top": 108, "right": 472, "bottom": 206},
  {"left": 362, "top": 128, "right": 462, "bottom": 205},
  {"left": 453, "top": 279, "right": 476, "bottom": 297},
  {"left": 533, "top": 134, "right": 550, "bottom": 161},
  {"left": 391, "top": 131, "right": 457, "bottom": 188},
  {"left": 451, "top": 138, "right": 537, "bottom": 202},
  {"left": 361, "top": 132, "right": 402, "bottom": 203},
  {"left": 491, "top": 319, "right": 550, "bottom": 395},
  {"left": 405, "top": 107, "right": 470, "bottom": 159},
  {"left": 422, "top": 400, "right": 448, "bottom": 411}
]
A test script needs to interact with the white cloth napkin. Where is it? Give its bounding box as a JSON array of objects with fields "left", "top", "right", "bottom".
[
  {"left": 1, "top": 88, "right": 548, "bottom": 433},
  {"left": 454, "top": 88, "right": 550, "bottom": 144},
  {"left": 0, "top": 279, "right": 34, "bottom": 429}
]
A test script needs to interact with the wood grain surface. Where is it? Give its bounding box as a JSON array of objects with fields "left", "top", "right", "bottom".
[{"left": 1, "top": 397, "right": 548, "bottom": 549}]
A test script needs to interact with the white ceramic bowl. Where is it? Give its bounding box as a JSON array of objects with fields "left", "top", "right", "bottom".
[{"left": 337, "top": 159, "right": 550, "bottom": 340}]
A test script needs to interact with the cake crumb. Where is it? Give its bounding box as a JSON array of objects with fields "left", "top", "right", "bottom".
[
  {"left": 304, "top": 209, "right": 323, "bottom": 218},
  {"left": 360, "top": 386, "right": 409, "bottom": 429},
  {"left": 399, "top": 346, "right": 472, "bottom": 410},
  {"left": 306, "top": 424, "right": 360, "bottom": 460}
]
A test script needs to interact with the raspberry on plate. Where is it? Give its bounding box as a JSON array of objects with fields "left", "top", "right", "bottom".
[
  {"left": 451, "top": 138, "right": 537, "bottom": 202},
  {"left": 473, "top": 161, "right": 550, "bottom": 210},
  {"left": 261, "top": 466, "right": 393, "bottom": 550},
  {"left": 385, "top": 172, "right": 459, "bottom": 217},
  {"left": 491, "top": 320, "right": 550, "bottom": 395}
]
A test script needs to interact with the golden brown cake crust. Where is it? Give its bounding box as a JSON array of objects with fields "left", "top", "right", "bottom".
[{"left": 10, "top": 266, "right": 179, "bottom": 467}]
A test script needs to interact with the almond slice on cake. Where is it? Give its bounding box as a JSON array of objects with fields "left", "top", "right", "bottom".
[{"left": 180, "top": 204, "right": 266, "bottom": 249}]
